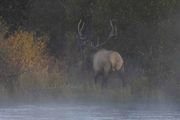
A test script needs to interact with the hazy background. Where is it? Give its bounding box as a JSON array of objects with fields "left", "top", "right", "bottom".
[{"left": 0, "top": 0, "right": 180, "bottom": 104}]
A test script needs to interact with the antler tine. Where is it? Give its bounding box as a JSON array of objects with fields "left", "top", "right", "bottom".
[
  {"left": 78, "top": 19, "right": 85, "bottom": 39},
  {"left": 90, "top": 41, "right": 94, "bottom": 47},
  {"left": 108, "top": 19, "right": 115, "bottom": 39},
  {"left": 95, "top": 38, "right": 100, "bottom": 47},
  {"left": 90, "top": 40, "right": 95, "bottom": 48},
  {"left": 90, "top": 38, "right": 99, "bottom": 48}
]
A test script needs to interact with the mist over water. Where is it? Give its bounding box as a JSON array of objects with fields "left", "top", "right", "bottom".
[
  {"left": 1, "top": 1, "right": 180, "bottom": 120},
  {"left": 0, "top": 101, "right": 180, "bottom": 120}
]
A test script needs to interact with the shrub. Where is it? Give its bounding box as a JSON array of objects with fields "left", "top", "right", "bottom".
[{"left": 1, "top": 30, "right": 48, "bottom": 71}]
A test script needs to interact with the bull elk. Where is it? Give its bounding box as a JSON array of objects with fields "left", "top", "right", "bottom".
[{"left": 77, "top": 19, "right": 125, "bottom": 87}]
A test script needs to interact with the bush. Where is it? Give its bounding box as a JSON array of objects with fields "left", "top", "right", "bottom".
[{"left": 1, "top": 30, "right": 48, "bottom": 71}]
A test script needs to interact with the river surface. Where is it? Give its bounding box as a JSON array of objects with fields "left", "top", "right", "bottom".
[{"left": 0, "top": 102, "right": 180, "bottom": 120}]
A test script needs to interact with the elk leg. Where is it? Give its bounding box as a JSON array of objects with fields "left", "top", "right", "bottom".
[
  {"left": 94, "top": 72, "right": 100, "bottom": 84},
  {"left": 102, "top": 73, "right": 108, "bottom": 88},
  {"left": 119, "top": 72, "right": 126, "bottom": 87}
]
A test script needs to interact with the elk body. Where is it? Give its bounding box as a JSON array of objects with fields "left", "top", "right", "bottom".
[
  {"left": 77, "top": 19, "right": 125, "bottom": 87},
  {"left": 93, "top": 49, "right": 124, "bottom": 87}
]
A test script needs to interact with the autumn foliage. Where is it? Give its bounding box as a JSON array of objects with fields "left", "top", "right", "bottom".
[
  {"left": 0, "top": 27, "right": 68, "bottom": 98},
  {"left": 0, "top": 30, "right": 48, "bottom": 71}
]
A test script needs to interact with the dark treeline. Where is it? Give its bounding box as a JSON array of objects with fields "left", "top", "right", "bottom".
[{"left": 0, "top": 0, "right": 180, "bottom": 102}]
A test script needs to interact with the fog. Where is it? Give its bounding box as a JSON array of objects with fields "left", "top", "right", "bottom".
[{"left": 1, "top": 0, "right": 180, "bottom": 119}]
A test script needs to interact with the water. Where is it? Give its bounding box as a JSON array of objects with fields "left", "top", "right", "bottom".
[{"left": 0, "top": 102, "right": 180, "bottom": 120}]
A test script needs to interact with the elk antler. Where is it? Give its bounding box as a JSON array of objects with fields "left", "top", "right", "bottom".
[
  {"left": 77, "top": 19, "right": 87, "bottom": 61},
  {"left": 91, "top": 19, "right": 117, "bottom": 48},
  {"left": 108, "top": 19, "right": 117, "bottom": 39},
  {"left": 78, "top": 19, "right": 86, "bottom": 40}
]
